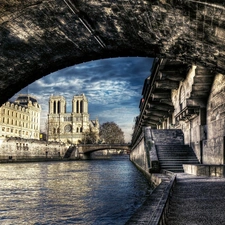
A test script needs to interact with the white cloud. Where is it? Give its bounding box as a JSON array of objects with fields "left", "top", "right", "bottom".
[{"left": 11, "top": 57, "right": 153, "bottom": 142}]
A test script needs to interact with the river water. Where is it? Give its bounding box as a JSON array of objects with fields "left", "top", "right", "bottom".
[{"left": 0, "top": 157, "right": 151, "bottom": 225}]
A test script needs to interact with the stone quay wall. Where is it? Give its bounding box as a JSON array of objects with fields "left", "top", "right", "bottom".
[
  {"left": 204, "top": 73, "right": 225, "bottom": 164},
  {"left": 0, "top": 137, "right": 68, "bottom": 162},
  {"left": 130, "top": 128, "right": 161, "bottom": 187}
]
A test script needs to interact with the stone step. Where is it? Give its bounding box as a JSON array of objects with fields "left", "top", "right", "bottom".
[
  {"left": 157, "top": 152, "right": 195, "bottom": 155},
  {"left": 158, "top": 151, "right": 196, "bottom": 154},
  {"left": 156, "top": 144, "right": 191, "bottom": 148},
  {"left": 160, "top": 162, "right": 198, "bottom": 165},
  {"left": 158, "top": 153, "right": 197, "bottom": 156},
  {"left": 157, "top": 151, "right": 194, "bottom": 154},
  {"left": 160, "top": 168, "right": 184, "bottom": 173},
  {"left": 158, "top": 155, "right": 197, "bottom": 158},
  {"left": 158, "top": 156, "right": 197, "bottom": 159},
  {"left": 156, "top": 146, "right": 190, "bottom": 148},
  {"left": 156, "top": 147, "right": 191, "bottom": 151},
  {"left": 159, "top": 161, "right": 198, "bottom": 164},
  {"left": 156, "top": 143, "right": 199, "bottom": 172},
  {"left": 151, "top": 130, "right": 199, "bottom": 172},
  {"left": 160, "top": 161, "right": 199, "bottom": 165}
]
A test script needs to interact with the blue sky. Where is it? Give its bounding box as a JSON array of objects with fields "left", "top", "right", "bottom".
[{"left": 11, "top": 57, "right": 153, "bottom": 142}]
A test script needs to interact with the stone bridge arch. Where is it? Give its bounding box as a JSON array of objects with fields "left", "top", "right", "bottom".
[
  {"left": 78, "top": 144, "right": 131, "bottom": 154},
  {"left": 1, "top": 1, "right": 225, "bottom": 104}
]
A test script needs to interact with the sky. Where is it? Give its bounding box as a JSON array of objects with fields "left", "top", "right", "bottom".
[{"left": 11, "top": 57, "right": 154, "bottom": 142}]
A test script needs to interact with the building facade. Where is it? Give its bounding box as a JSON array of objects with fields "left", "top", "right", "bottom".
[
  {"left": 48, "top": 94, "right": 99, "bottom": 144},
  {"left": 0, "top": 94, "right": 41, "bottom": 140},
  {"left": 133, "top": 58, "right": 225, "bottom": 165}
]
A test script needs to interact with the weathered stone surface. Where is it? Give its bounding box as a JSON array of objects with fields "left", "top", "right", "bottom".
[
  {"left": 1, "top": 1, "right": 225, "bottom": 104},
  {"left": 167, "top": 173, "right": 225, "bottom": 225},
  {"left": 0, "top": 137, "right": 68, "bottom": 161}
]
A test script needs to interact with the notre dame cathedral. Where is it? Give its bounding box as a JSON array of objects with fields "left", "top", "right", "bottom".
[{"left": 48, "top": 94, "right": 99, "bottom": 144}]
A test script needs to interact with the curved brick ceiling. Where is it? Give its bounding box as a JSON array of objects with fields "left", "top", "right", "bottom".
[{"left": 1, "top": 0, "right": 225, "bottom": 104}]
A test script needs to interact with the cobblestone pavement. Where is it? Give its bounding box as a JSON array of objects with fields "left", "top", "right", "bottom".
[{"left": 167, "top": 173, "right": 225, "bottom": 225}]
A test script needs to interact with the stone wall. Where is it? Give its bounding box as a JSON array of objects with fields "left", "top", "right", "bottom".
[
  {"left": 171, "top": 65, "right": 205, "bottom": 162},
  {"left": 171, "top": 71, "right": 225, "bottom": 164},
  {"left": 130, "top": 135, "right": 149, "bottom": 172},
  {"left": 171, "top": 65, "right": 196, "bottom": 118},
  {"left": 204, "top": 74, "right": 225, "bottom": 164},
  {"left": 0, "top": 137, "right": 68, "bottom": 162},
  {"left": 183, "top": 164, "right": 225, "bottom": 177}
]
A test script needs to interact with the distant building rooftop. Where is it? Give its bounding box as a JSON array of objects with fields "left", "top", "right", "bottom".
[{"left": 15, "top": 94, "right": 38, "bottom": 106}]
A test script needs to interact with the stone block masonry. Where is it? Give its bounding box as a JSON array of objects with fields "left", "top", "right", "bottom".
[
  {"left": 1, "top": 1, "right": 225, "bottom": 105},
  {"left": 0, "top": 137, "right": 69, "bottom": 162}
]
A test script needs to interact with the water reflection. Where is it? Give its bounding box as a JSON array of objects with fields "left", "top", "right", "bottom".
[{"left": 0, "top": 159, "right": 151, "bottom": 225}]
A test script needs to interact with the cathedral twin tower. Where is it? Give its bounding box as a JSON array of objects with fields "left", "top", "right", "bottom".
[
  {"left": 48, "top": 94, "right": 99, "bottom": 144},
  {"left": 49, "top": 94, "right": 88, "bottom": 115}
]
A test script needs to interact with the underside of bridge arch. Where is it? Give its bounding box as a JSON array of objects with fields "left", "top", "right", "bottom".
[
  {"left": 80, "top": 146, "right": 130, "bottom": 154},
  {"left": 1, "top": 1, "right": 225, "bottom": 104}
]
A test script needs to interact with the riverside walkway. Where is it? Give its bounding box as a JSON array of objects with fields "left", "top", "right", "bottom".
[
  {"left": 167, "top": 173, "right": 225, "bottom": 225},
  {"left": 126, "top": 172, "right": 225, "bottom": 225}
]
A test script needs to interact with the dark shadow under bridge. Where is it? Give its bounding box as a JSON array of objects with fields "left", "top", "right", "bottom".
[{"left": 77, "top": 143, "right": 131, "bottom": 154}]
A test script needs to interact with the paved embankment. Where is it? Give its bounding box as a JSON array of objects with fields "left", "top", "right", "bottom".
[
  {"left": 125, "top": 172, "right": 175, "bottom": 225},
  {"left": 126, "top": 172, "right": 225, "bottom": 225},
  {"left": 167, "top": 173, "right": 225, "bottom": 225}
]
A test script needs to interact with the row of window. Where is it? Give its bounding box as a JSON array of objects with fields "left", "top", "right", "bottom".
[
  {"left": 2, "top": 118, "right": 28, "bottom": 127},
  {"left": 2, "top": 104, "right": 28, "bottom": 112},
  {"left": 2, "top": 127, "right": 28, "bottom": 135},
  {"left": 2, "top": 110, "right": 29, "bottom": 119},
  {"left": 1, "top": 118, "right": 39, "bottom": 130},
  {"left": 49, "top": 117, "right": 86, "bottom": 123},
  {"left": 16, "top": 143, "right": 29, "bottom": 150},
  {"left": 64, "top": 117, "right": 72, "bottom": 121},
  {"left": 52, "top": 127, "right": 83, "bottom": 134},
  {"left": 63, "top": 117, "right": 84, "bottom": 121},
  {"left": 1, "top": 127, "right": 39, "bottom": 138},
  {"left": 1, "top": 109, "right": 39, "bottom": 119},
  {"left": 1, "top": 116, "right": 39, "bottom": 123}
]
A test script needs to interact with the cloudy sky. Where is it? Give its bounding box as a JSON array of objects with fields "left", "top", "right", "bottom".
[{"left": 11, "top": 57, "right": 154, "bottom": 142}]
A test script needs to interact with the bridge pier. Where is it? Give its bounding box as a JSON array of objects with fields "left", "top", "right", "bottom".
[{"left": 78, "top": 153, "right": 91, "bottom": 160}]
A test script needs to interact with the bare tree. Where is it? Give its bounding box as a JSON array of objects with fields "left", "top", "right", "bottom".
[
  {"left": 79, "top": 130, "right": 99, "bottom": 144},
  {"left": 100, "top": 122, "right": 125, "bottom": 144}
]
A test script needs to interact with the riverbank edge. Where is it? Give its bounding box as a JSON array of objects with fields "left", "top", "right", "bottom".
[
  {"left": 0, "top": 154, "right": 130, "bottom": 163},
  {"left": 0, "top": 158, "right": 79, "bottom": 163},
  {"left": 126, "top": 160, "right": 176, "bottom": 225}
]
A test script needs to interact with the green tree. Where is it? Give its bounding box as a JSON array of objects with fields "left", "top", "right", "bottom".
[{"left": 100, "top": 122, "right": 125, "bottom": 144}]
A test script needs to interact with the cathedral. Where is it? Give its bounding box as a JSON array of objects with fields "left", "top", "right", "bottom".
[{"left": 47, "top": 94, "right": 99, "bottom": 144}]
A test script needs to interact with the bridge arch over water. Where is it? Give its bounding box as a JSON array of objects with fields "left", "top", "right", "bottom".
[
  {"left": 1, "top": 1, "right": 225, "bottom": 104},
  {"left": 78, "top": 144, "right": 131, "bottom": 154}
]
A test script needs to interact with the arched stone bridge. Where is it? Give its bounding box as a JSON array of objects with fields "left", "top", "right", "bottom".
[
  {"left": 1, "top": 1, "right": 225, "bottom": 104},
  {"left": 77, "top": 143, "right": 131, "bottom": 154}
]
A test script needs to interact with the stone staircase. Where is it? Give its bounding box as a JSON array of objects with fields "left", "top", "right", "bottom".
[
  {"left": 63, "top": 145, "right": 76, "bottom": 159},
  {"left": 156, "top": 145, "right": 199, "bottom": 172},
  {"left": 151, "top": 129, "right": 200, "bottom": 173}
]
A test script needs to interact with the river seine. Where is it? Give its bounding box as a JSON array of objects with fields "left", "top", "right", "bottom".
[{"left": 0, "top": 157, "right": 151, "bottom": 225}]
